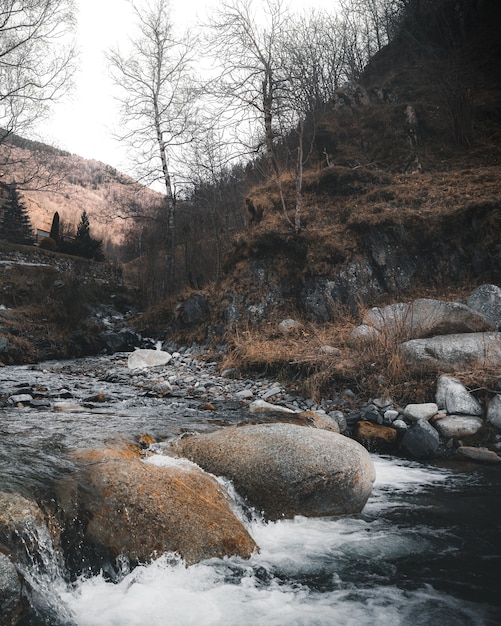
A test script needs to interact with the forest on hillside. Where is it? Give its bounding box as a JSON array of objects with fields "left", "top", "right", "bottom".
[{"left": 0, "top": 0, "right": 499, "bottom": 303}]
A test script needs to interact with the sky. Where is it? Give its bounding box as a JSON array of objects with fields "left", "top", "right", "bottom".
[{"left": 37, "top": 0, "right": 338, "bottom": 175}]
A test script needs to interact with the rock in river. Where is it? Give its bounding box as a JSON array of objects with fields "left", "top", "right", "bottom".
[
  {"left": 167, "top": 423, "right": 376, "bottom": 520},
  {"left": 60, "top": 444, "right": 257, "bottom": 567}
]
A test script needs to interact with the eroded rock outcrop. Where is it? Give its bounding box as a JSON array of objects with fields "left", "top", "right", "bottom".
[{"left": 166, "top": 423, "right": 375, "bottom": 520}]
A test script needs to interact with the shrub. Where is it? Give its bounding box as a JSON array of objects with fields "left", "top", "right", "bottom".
[{"left": 40, "top": 237, "right": 57, "bottom": 251}]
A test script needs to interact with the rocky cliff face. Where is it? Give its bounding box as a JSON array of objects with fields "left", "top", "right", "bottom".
[{"left": 197, "top": 177, "right": 500, "bottom": 333}]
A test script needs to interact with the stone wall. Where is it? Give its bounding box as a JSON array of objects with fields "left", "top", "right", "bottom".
[{"left": 0, "top": 245, "right": 122, "bottom": 286}]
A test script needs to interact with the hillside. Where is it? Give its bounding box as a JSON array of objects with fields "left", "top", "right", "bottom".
[
  {"left": 137, "top": 0, "right": 501, "bottom": 402},
  {"left": 0, "top": 135, "right": 163, "bottom": 256}
]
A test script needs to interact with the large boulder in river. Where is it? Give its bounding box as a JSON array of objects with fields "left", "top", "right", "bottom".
[
  {"left": 167, "top": 423, "right": 376, "bottom": 520},
  {"left": 60, "top": 445, "right": 256, "bottom": 567},
  {"left": 399, "top": 332, "right": 501, "bottom": 372}
]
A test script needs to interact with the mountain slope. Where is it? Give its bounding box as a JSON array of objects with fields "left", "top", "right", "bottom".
[{"left": 0, "top": 135, "right": 163, "bottom": 253}]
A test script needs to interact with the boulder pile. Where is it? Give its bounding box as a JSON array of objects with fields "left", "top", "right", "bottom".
[{"left": 346, "top": 283, "right": 501, "bottom": 461}]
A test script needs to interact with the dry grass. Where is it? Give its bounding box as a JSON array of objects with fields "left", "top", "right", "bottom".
[{"left": 216, "top": 279, "right": 501, "bottom": 406}]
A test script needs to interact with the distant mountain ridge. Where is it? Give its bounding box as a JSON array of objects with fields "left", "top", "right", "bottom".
[{"left": 0, "top": 132, "right": 163, "bottom": 254}]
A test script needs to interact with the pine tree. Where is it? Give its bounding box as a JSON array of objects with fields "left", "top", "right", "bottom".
[
  {"left": 73, "top": 210, "right": 104, "bottom": 261},
  {"left": 0, "top": 182, "right": 34, "bottom": 245}
]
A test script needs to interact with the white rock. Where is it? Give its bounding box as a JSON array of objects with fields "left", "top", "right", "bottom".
[
  {"left": 403, "top": 403, "right": 438, "bottom": 421},
  {"left": 364, "top": 299, "right": 494, "bottom": 338},
  {"left": 486, "top": 394, "right": 501, "bottom": 430},
  {"left": 401, "top": 333, "right": 501, "bottom": 373},
  {"left": 8, "top": 394, "right": 33, "bottom": 405},
  {"left": 128, "top": 349, "right": 172, "bottom": 370},
  {"left": 235, "top": 389, "right": 254, "bottom": 400},
  {"left": 467, "top": 284, "right": 501, "bottom": 329},
  {"left": 249, "top": 399, "right": 297, "bottom": 415},
  {"left": 436, "top": 375, "right": 482, "bottom": 416},
  {"left": 384, "top": 409, "right": 399, "bottom": 422},
  {"left": 434, "top": 415, "right": 483, "bottom": 438},
  {"left": 349, "top": 324, "right": 380, "bottom": 346},
  {"left": 261, "top": 386, "right": 282, "bottom": 400}
]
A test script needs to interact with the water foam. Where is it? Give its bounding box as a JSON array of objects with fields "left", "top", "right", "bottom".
[{"left": 33, "top": 456, "right": 496, "bottom": 625}]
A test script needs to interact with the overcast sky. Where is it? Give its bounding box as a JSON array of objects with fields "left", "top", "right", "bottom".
[{"left": 38, "top": 0, "right": 338, "bottom": 174}]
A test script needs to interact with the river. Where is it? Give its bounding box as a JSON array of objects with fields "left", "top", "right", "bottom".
[{"left": 1, "top": 356, "right": 500, "bottom": 625}]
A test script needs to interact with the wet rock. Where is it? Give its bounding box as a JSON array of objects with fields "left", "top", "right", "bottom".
[
  {"left": 63, "top": 445, "right": 256, "bottom": 567},
  {"left": 486, "top": 394, "right": 501, "bottom": 430},
  {"left": 127, "top": 349, "right": 172, "bottom": 370},
  {"left": 0, "top": 492, "right": 58, "bottom": 568},
  {"left": 100, "top": 329, "right": 140, "bottom": 354},
  {"left": 400, "top": 420, "right": 440, "bottom": 459},
  {"left": 29, "top": 398, "right": 51, "bottom": 408},
  {"left": 457, "top": 446, "right": 501, "bottom": 464},
  {"left": 0, "top": 553, "right": 22, "bottom": 626},
  {"left": 403, "top": 403, "right": 438, "bottom": 422},
  {"left": 0, "top": 337, "right": 8, "bottom": 353},
  {"left": 360, "top": 405, "right": 382, "bottom": 424},
  {"left": 436, "top": 375, "right": 482, "bottom": 416},
  {"left": 167, "top": 423, "right": 376, "bottom": 520},
  {"left": 434, "top": 415, "right": 483, "bottom": 438},
  {"left": 353, "top": 421, "right": 398, "bottom": 453},
  {"left": 400, "top": 332, "right": 501, "bottom": 373},
  {"left": 0, "top": 491, "right": 46, "bottom": 533}
]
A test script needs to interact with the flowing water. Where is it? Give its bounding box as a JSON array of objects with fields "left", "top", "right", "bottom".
[{"left": 1, "top": 359, "right": 500, "bottom": 625}]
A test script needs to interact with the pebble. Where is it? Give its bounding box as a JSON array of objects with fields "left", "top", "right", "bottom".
[{"left": 1, "top": 348, "right": 497, "bottom": 462}]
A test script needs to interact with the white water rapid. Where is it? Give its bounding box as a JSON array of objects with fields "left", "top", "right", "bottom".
[{"left": 21, "top": 457, "right": 498, "bottom": 626}]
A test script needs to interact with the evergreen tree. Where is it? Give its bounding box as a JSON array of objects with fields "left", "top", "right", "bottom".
[
  {"left": 49, "top": 211, "right": 60, "bottom": 246},
  {"left": 73, "top": 210, "right": 104, "bottom": 261},
  {"left": 0, "top": 183, "right": 34, "bottom": 245}
]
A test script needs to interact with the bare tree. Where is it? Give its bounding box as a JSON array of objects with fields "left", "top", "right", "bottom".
[
  {"left": 205, "top": 0, "right": 290, "bottom": 177},
  {"left": 108, "top": 0, "right": 197, "bottom": 292},
  {"left": 184, "top": 121, "right": 248, "bottom": 280},
  {"left": 282, "top": 10, "right": 351, "bottom": 112},
  {"left": 0, "top": 0, "right": 76, "bottom": 180}
]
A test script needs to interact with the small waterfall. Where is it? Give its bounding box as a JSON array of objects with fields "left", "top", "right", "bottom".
[{"left": 9, "top": 516, "right": 76, "bottom": 625}]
